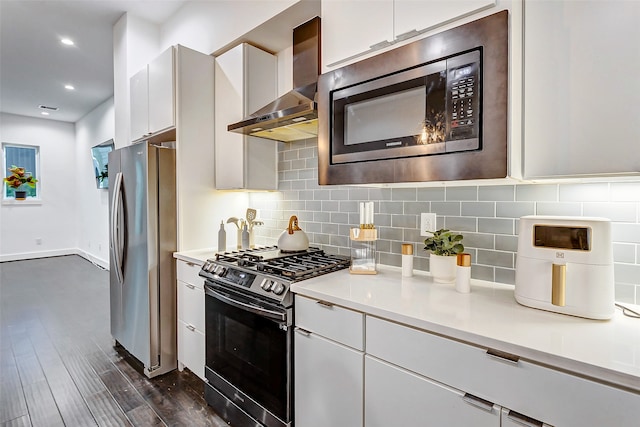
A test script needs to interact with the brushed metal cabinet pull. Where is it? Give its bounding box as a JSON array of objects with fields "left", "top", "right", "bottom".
[
  {"left": 186, "top": 261, "right": 197, "bottom": 267},
  {"left": 186, "top": 324, "right": 196, "bottom": 332},
  {"left": 486, "top": 348, "right": 520, "bottom": 364},
  {"left": 186, "top": 284, "right": 196, "bottom": 290},
  {"left": 506, "top": 409, "right": 544, "bottom": 427},
  {"left": 462, "top": 393, "right": 495, "bottom": 413},
  {"left": 294, "top": 327, "right": 311, "bottom": 337},
  {"left": 395, "top": 29, "right": 419, "bottom": 41},
  {"left": 369, "top": 39, "right": 393, "bottom": 50},
  {"left": 316, "top": 300, "right": 334, "bottom": 308}
]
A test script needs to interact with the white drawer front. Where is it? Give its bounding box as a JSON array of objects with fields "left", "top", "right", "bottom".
[
  {"left": 365, "top": 356, "right": 500, "bottom": 427},
  {"left": 295, "top": 295, "right": 364, "bottom": 350},
  {"left": 177, "top": 280, "right": 205, "bottom": 332},
  {"left": 177, "top": 320, "right": 205, "bottom": 381},
  {"left": 176, "top": 259, "right": 204, "bottom": 289},
  {"left": 366, "top": 316, "right": 640, "bottom": 427}
]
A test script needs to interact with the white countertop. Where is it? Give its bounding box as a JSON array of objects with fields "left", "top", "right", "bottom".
[
  {"left": 291, "top": 266, "right": 640, "bottom": 393},
  {"left": 173, "top": 248, "right": 217, "bottom": 265}
]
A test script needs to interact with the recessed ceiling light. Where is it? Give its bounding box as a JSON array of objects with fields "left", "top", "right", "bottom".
[
  {"left": 65, "top": 84, "right": 75, "bottom": 90},
  {"left": 41, "top": 111, "right": 50, "bottom": 116},
  {"left": 61, "top": 38, "right": 74, "bottom": 46}
]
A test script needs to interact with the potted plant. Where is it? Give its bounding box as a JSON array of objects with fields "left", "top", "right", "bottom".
[
  {"left": 423, "top": 228, "right": 464, "bottom": 283},
  {"left": 3, "top": 165, "right": 38, "bottom": 200}
]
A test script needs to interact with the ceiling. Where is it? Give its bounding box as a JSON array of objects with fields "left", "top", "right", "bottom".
[{"left": 0, "top": 0, "right": 186, "bottom": 123}]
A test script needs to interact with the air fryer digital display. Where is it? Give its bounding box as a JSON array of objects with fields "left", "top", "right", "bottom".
[{"left": 533, "top": 225, "right": 591, "bottom": 251}]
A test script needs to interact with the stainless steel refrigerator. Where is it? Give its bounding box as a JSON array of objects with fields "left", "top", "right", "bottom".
[{"left": 108, "top": 141, "right": 177, "bottom": 378}]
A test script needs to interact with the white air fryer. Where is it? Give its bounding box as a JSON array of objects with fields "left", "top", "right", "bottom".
[{"left": 515, "top": 216, "right": 615, "bottom": 320}]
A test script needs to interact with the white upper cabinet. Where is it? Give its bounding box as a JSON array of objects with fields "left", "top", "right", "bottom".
[
  {"left": 130, "top": 47, "right": 176, "bottom": 141},
  {"left": 523, "top": 0, "right": 640, "bottom": 178},
  {"left": 214, "top": 43, "right": 278, "bottom": 190},
  {"left": 322, "top": 0, "right": 496, "bottom": 70}
]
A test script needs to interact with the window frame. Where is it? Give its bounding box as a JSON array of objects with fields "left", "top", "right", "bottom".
[{"left": 2, "top": 142, "right": 41, "bottom": 203}]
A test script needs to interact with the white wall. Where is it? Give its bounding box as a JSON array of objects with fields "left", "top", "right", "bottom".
[
  {"left": 75, "top": 98, "right": 115, "bottom": 268},
  {"left": 0, "top": 113, "right": 77, "bottom": 261}
]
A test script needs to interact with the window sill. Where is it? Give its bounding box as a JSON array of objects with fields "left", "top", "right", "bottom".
[{"left": 2, "top": 198, "right": 42, "bottom": 206}]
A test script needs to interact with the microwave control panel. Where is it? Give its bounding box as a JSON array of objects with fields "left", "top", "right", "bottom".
[{"left": 448, "top": 61, "right": 480, "bottom": 141}]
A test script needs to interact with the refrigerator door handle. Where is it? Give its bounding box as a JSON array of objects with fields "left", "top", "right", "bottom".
[{"left": 110, "top": 172, "right": 124, "bottom": 286}]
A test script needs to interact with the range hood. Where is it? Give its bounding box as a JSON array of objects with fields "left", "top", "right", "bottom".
[{"left": 228, "top": 17, "right": 320, "bottom": 142}]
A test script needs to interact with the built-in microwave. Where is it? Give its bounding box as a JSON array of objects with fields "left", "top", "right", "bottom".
[
  {"left": 318, "top": 10, "right": 509, "bottom": 185},
  {"left": 331, "top": 49, "right": 481, "bottom": 165}
]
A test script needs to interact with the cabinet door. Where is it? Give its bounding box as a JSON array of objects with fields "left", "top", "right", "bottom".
[
  {"left": 177, "top": 280, "right": 204, "bottom": 332},
  {"left": 177, "top": 320, "right": 205, "bottom": 380},
  {"left": 294, "top": 329, "right": 363, "bottom": 427},
  {"left": 148, "top": 46, "right": 175, "bottom": 134},
  {"left": 214, "top": 44, "right": 277, "bottom": 190},
  {"left": 321, "top": 0, "right": 393, "bottom": 68},
  {"left": 130, "top": 67, "right": 149, "bottom": 141},
  {"left": 394, "top": 0, "right": 495, "bottom": 39},
  {"left": 365, "top": 356, "right": 500, "bottom": 427},
  {"left": 523, "top": 0, "right": 640, "bottom": 177}
]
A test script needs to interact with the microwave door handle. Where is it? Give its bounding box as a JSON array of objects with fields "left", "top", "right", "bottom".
[{"left": 205, "top": 287, "right": 286, "bottom": 322}]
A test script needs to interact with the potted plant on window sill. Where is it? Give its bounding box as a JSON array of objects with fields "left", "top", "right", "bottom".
[
  {"left": 3, "top": 165, "right": 38, "bottom": 200},
  {"left": 423, "top": 228, "right": 464, "bottom": 283}
]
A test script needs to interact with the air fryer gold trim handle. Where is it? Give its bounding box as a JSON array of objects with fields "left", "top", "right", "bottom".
[{"left": 552, "top": 264, "right": 566, "bottom": 306}]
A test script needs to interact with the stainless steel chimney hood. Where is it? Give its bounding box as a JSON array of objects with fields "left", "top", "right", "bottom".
[{"left": 227, "top": 17, "right": 320, "bottom": 142}]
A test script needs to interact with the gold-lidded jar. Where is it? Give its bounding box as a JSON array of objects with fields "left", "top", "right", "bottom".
[{"left": 401, "top": 243, "right": 414, "bottom": 277}]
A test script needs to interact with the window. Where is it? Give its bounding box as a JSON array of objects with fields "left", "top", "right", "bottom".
[{"left": 2, "top": 143, "right": 40, "bottom": 199}]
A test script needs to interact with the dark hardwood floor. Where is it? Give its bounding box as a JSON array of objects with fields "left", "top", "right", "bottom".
[{"left": 0, "top": 255, "right": 227, "bottom": 427}]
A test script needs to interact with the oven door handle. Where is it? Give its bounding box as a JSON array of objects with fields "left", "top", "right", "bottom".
[{"left": 205, "top": 287, "right": 287, "bottom": 323}]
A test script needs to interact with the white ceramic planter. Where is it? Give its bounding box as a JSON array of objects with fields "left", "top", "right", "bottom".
[{"left": 429, "top": 254, "right": 457, "bottom": 283}]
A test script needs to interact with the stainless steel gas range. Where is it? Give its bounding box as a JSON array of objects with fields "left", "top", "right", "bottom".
[{"left": 199, "top": 246, "right": 350, "bottom": 427}]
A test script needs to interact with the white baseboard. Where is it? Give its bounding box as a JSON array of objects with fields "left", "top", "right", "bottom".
[{"left": 0, "top": 248, "right": 110, "bottom": 270}]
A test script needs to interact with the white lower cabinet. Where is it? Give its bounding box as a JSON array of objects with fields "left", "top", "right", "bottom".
[
  {"left": 294, "top": 330, "right": 364, "bottom": 427},
  {"left": 365, "top": 356, "right": 500, "bottom": 427},
  {"left": 294, "top": 295, "right": 364, "bottom": 427},
  {"left": 176, "top": 259, "right": 205, "bottom": 380}
]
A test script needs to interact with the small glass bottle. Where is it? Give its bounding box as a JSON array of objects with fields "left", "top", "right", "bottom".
[
  {"left": 241, "top": 224, "right": 250, "bottom": 249},
  {"left": 455, "top": 253, "right": 471, "bottom": 293},
  {"left": 401, "top": 243, "right": 414, "bottom": 277},
  {"left": 217, "top": 220, "right": 226, "bottom": 252}
]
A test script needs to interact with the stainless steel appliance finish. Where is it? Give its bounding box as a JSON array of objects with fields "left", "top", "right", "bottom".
[
  {"left": 199, "top": 247, "right": 349, "bottom": 427},
  {"left": 227, "top": 17, "right": 320, "bottom": 142},
  {"left": 318, "top": 10, "right": 509, "bottom": 185},
  {"left": 108, "top": 141, "right": 177, "bottom": 378}
]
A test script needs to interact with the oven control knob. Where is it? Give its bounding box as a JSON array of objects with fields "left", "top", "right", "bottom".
[
  {"left": 261, "top": 279, "right": 273, "bottom": 291},
  {"left": 272, "top": 282, "right": 285, "bottom": 295},
  {"left": 214, "top": 265, "right": 226, "bottom": 276}
]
